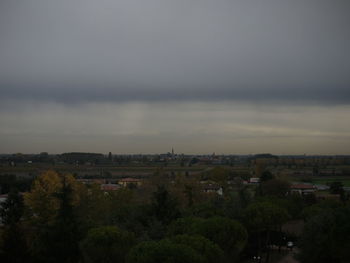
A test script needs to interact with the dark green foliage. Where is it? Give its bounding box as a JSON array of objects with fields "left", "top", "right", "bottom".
[
  {"left": 244, "top": 201, "right": 289, "bottom": 232},
  {"left": 81, "top": 226, "right": 135, "bottom": 263},
  {"left": 49, "top": 177, "right": 81, "bottom": 263},
  {"left": 126, "top": 239, "right": 205, "bottom": 263},
  {"left": 31, "top": 177, "right": 81, "bottom": 263},
  {"left": 256, "top": 195, "right": 304, "bottom": 220},
  {"left": 243, "top": 201, "right": 290, "bottom": 262},
  {"left": 0, "top": 189, "right": 24, "bottom": 225},
  {"left": 206, "top": 167, "right": 230, "bottom": 183},
  {"left": 299, "top": 206, "right": 350, "bottom": 263},
  {"left": 195, "top": 217, "right": 248, "bottom": 259},
  {"left": 329, "top": 181, "right": 346, "bottom": 201},
  {"left": 6, "top": 166, "right": 346, "bottom": 263},
  {"left": 301, "top": 199, "right": 342, "bottom": 221},
  {"left": 0, "top": 189, "right": 29, "bottom": 263},
  {"left": 151, "top": 185, "right": 180, "bottom": 224},
  {"left": 0, "top": 175, "right": 16, "bottom": 194},
  {"left": 223, "top": 188, "right": 253, "bottom": 220},
  {"left": 260, "top": 179, "right": 290, "bottom": 198},
  {"left": 0, "top": 174, "right": 33, "bottom": 194},
  {"left": 170, "top": 234, "right": 225, "bottom": 263},
  {"left": 167, "top": 216, "right": 202, "bottom": 236},
  {"left": 260, "top": 170, "right": 275, "bottom": 182},
  {"left": 329, "top": 181, "right": 344, "bottom": 195},
  {"left": 167, "top": 216, "right": 247, "bottom": 260}
]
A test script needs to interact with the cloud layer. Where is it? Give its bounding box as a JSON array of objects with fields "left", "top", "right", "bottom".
[
  {"left": 1, "top": 1, "right": 349, "bottom": 153},
  {"left": 1, "top": 0, "right": 349, "bottom": 104}
]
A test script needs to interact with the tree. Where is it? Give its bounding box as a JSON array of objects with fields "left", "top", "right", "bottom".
[
  {"left": 0, "top": 174, "right": 16, "bottom": 194},
  {"left": 194, "top": 216, "right": 248, "bottom": 260},
  {"left": 167, "top": 216, "right": 247, "bottom": 261},
  {"left": 0, "top": 189, "right": 29, "bottom": 263},
  {"left": 207, "top": 167, "right": 230, "bottom": 184},
  {"left": 25, "top": 171, "right": 63, "bottom": 224},
  {"left": 151, "top": 185, "right": 180, "bottom": 225},
  {"left": 298, "top": 207, "right": 350, "bottom": 263},
  {"left": 24, "top": 170, "right": 84, "bottom": 224},
  {"left": 329, "top": 181, "right": 346, "bottom": 201},
  {"left": 0, "top": 189, "right": 24, "bottom": 225},
  {"left": 24, "top": 171, "right": 84, "bottom": 262},
  {"left": 81, "top": 226, "right": 135, "bottom": 263},
  {"left": 167, "top": 217, "right": 203, "bottom": 236},
  {"left": 171, "top": 173, "right": 203, "bottom": 209},
  {"left": 223, "top": 187, "right": 253, "bottom": 219},
  {"left": 260, "top": 179, "right": 290, "bottom": 198},
  {"left": 244, "top": 201, "right": 289, "bottom": 263},
  {"left": 260, "top": 171, "right": 275, "bottom": 182},
  {"left": 126, "top": 239, "right": 205, "bottom": 263},
  {"left": 47, "top": 176, "right": 81, "bottom": 263},
  {"left": 301, "top": 199, "right": 342, "bottom": 221},
  {"left": 171, "top": 234, "right": 225, "bottom": 263}
]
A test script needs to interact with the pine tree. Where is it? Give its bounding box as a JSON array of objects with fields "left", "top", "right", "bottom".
[
  {"left": 0, "top": 189, "right": 29, "bottom": 263},
  {"left": 49, "top": 176, "right": 81, "bottom": 263}
]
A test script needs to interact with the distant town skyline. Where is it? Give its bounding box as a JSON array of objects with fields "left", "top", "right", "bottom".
[{"left": 1, "top": 1, "right": 349, "bottom": 154}]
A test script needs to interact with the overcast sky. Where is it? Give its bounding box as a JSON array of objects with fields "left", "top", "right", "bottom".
[{"left": 1, "top": 0, "right": 349, "bottom": 154}]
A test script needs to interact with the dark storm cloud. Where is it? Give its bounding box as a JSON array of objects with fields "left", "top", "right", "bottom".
[{"left": 0, "top": 0, "right": 349, "bottom": 104}]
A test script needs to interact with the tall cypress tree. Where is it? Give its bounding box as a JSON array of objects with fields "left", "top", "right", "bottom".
[
  {"left": 49, "top": 176, "right": 80, "bottom": 263},
  {"left": 0, "top": 189, "right": 29, "bottom": 263}
]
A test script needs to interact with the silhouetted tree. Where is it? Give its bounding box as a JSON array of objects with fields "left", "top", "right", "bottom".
[
  {"left": 81, "top": 226, "right": 135, "bottom": 263},
  {"left": 48, "top": 176, "right": 81, "bottom": 263},
  {"left": 260, "top": 170, "right": 275, "bottom": 182},
  {"left": 299, "top": 207, "right": 350, "bottom": 263},
  {"left": 152, "top": 186, "right": 180, "bottom": 225},
  {"left": 127, "top": 239, "right": 204, "bottom": 263},
  {"left": 0, "top": 189, "right": 29, "bottom": 263}
]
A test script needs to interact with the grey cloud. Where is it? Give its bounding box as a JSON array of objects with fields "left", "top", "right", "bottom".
[{"left": 0, "top": 0, "right": 349, "bottom": 104}]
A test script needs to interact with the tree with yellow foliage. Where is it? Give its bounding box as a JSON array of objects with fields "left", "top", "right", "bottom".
[
  {"left": 24, "top": 170, "right": 83, "bottom": 225},
  {"left": 24, "top": 170, "right": 85, "bottom": 262}
]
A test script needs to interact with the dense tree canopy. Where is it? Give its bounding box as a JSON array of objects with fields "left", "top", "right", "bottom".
[
  {"left": 299, "top": 206, "right": 350, "bottom": 263},
  {"left": 0, "top": 168, "right": 346, "bottom": 263},
  {"left": 170, "top": 234, "right": 225, "bottom": 263},
  {"left": 81, "top": 226, "right": 135, "bottom": 263},
  {"left": 167, "top": 216, "right": 247, "bottom": 260},
  {"left": 126, "top": 239, "right": 205, "bottom": 263}
]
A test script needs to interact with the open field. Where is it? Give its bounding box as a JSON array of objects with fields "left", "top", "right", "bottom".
[
  {"left": 0, "top": 164, "right": 213, "bottom": 178},
  {"left": 311, "top": 177, "right": 350, "bottom": 187},
  {"left": 288, "top": 175, "right": 350, "bottom": 187}
]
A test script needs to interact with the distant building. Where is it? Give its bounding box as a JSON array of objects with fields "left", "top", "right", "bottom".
[
  {"left": 0, "top": 194, "right": 8, "bottom": 204},
  {"left": 118, "top": 178, "right": 142, "bottom": 187},
  {"left": 77, "top": 178, "right": 106, "bottom": 185},
  {"left": 249, "top": 177, "right": 260, "bottom": 184},
  {"left": 60, "top": 152, "right": 105, "bottom": 164},
  {"left": 202, "top": 183, "right": 223, "bottom": 196},
  {"left": 290, "top": 183, "right": 316, "bottom": 195},
  {"left": 100, "top": 184, "right": 121, "bottom": 191}
]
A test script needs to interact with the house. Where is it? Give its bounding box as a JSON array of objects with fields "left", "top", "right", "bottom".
[
  {"left": 202, "top": 183, "right": 223, "bottom": 196},
  {"left": 100, "top": 184, "right": 121, "bottom": 191},
  {"left": 249, "top": 177, "right": 260, "bottom": 184},
  {"left": 290, "top": 183, "right": 316, "bottom": 195},
  {"left": 0, "top": 194, "right": 8, "bottom": 204},
  {"left": 77, "top": 178, "right": 107, "bottom": 185},
  {"left": 118, "top": 178, "right": 142, "bottom": 187}
]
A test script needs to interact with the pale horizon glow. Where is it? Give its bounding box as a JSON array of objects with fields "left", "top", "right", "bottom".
[{"left": 1, "top": 101, "right": 349, "bottom": 155}]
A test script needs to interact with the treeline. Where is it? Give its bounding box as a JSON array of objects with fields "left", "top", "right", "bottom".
[
  {"left": 1, "top": 170, "right": 350, "bottom": 263},
  {"left": 0, "top": 174, "right": 33, "bottom": 194}
]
